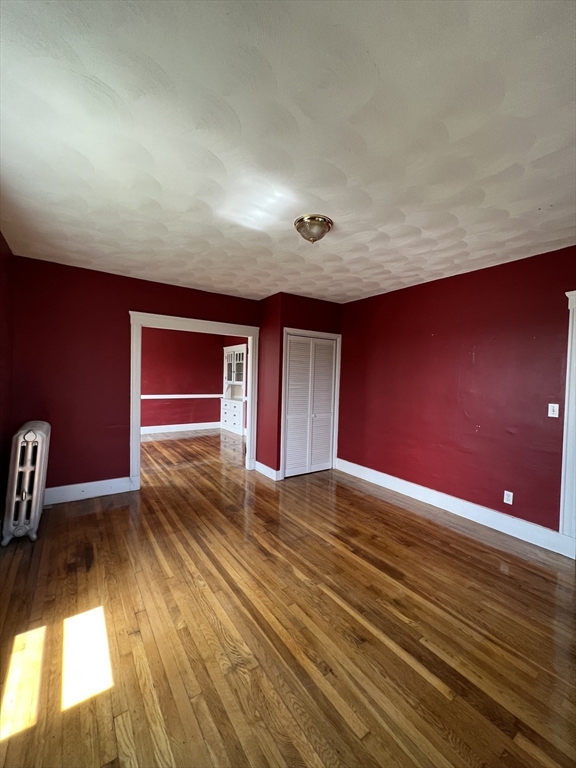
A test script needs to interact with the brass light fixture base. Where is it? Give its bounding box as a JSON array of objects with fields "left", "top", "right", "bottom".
[{"left": 294, "top": 214, "right": 334, "bottom": 243}]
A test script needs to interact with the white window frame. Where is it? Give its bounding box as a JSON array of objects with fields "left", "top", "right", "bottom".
[{"left": 129, "top": 311, "right": 259, "bottom": 489}]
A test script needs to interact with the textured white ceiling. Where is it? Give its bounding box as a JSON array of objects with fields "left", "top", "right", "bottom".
[{"left": 1, "top": 0, "right": 575, "bottom": 303}]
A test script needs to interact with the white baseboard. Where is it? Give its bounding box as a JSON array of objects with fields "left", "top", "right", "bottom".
[
  {"left": 141, "top": 421, "right": 221, "bottom": 435},
  {"left": 335, "top": 458, "right": 576, "bottom": 559},
  {"left": 255, "top": 461, "right": 282, "bottom": 481},
  {"left": 44, "top": 476, "right": 135, "bottom": 505}
]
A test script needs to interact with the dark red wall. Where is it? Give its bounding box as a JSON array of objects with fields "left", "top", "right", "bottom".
[
  {"left": 6, "top": 243, "right": 573, "bottom": 535},
  {"left": 280, "top": 293, "right": 341, "bottom": 336},
  {"left": 339, "top": 246, "right": 575, "bottom": 531},
  {"left": 142, "top": 399, "right": 220, "bottom": 426},
  {"left": 141, "top": 328, "right": 226, "bottom": 427},
  {"left": 255, "top": 292, "right": 341, "bottom": 470},
  {"left": 0, "top": 236, "right": 15, "bottom": 509},
  {"left": 10, "top": 258, "right": 259, "bottom": 487},
  {"left": 256, "top": 294, "right": 283, "bottom": 469}
]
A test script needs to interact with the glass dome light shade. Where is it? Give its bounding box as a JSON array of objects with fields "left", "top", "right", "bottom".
[{"left": 294, "top": 214, "right": 333, "bottom": 243}]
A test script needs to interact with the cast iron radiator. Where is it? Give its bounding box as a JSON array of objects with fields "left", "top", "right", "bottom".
[{"left": 2, "top": 421, "right": 51, "bottom": 546}]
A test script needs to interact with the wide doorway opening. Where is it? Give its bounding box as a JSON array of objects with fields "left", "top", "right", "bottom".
[
  {"left": 140, "top": 328, "right": 250, "bottom": 482},
  {"left": 129, "top": 312, "right": 259, "bottom": 491}
]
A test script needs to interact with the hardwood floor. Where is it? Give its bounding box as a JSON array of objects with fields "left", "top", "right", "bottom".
[{"left": 1, "top": 430, "right": 574, "bottom": 768}]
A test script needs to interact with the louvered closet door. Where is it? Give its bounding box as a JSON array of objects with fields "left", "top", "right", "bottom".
[
  {"left": 284, "top": 335, "right": 336, "bottom": 477},
  {"left": 285, "top": 337, "right": 312, "bottom": 477},
  {"left": 309, "top": 339, "right": 336, "bottom": 472}
]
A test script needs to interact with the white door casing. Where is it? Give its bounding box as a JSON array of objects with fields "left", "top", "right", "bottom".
[
  {"left": 560, "top": 291, "right": 576, "bottom": 539},
  {"left": 129, "top": 312, "right": 259, "bottom": 489},
  {"left": 281, "top": 328, "right": 341, "bottom": 479}
]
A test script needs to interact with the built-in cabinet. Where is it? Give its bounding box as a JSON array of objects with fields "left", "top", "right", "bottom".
[
  {"left": 221, "top": 344, "right": 246, "bottom": 435},
  {"left": 284, "top": 334, "right": 337, "bottom": 476}
]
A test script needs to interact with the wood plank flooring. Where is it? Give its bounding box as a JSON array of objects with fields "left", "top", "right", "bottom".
[{"left": 1, "top": 430, "right": 574, "bottom": 768}]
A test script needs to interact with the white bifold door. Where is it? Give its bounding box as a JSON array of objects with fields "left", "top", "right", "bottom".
[{"left": 284, "top": 334, "right": 337, "bottom": 477}]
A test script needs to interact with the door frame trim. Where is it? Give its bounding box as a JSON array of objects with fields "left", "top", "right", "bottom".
[
  {"left": 129, "top": 311, "right": 259, "bottom": 490},
  {"left": 280, "top": 327, "right": 342, "bottom": 481},
  {"left": 560, "top": 291, "right": 576, "bottom": 539}
]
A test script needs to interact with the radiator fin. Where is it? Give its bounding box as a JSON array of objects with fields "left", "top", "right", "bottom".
[{"left": 2, "top": 422, "right": 51, "bottom": 546}]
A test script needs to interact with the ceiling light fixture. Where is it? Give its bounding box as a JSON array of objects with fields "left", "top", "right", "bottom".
[{"left": 294, "top": 214, "right": 333, "bottom": 243}]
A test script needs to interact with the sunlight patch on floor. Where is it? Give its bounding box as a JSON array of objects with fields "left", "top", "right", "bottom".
[
  {"left": 61, "top": 606, "right": 113, "bottom": 711},
  {"left": 0, "top": 626, "right": 46, "bottom": 741}
]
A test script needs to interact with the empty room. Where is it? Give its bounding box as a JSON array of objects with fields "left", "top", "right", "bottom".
[
  {"left": 139, "top": 326, "right": 254, "bottom": 482},
  {"left": 0, "top": 2, "right": 575, "bottom": 768}
]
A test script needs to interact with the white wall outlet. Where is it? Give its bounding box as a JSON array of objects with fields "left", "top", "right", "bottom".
[
  {"left": 503, "top": 491, "right": 513, "bottom": 505},
  {"left": 548, "top": 403, "right": 559, "bottom": 418}
]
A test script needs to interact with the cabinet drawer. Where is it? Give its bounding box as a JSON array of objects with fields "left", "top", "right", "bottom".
[
  {"left": 221, "top": 398, "right": 243, "bottom": 433},
  {"left": 222, "top": 399, "right": 242, "bottom": 410},
  {"left": 222, "top": 417, "right": 242, "bottom": 430}
]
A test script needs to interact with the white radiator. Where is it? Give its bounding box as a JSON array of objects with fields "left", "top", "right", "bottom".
[{"left": 2, "top": 421, "right": 51, "bottom": 546}]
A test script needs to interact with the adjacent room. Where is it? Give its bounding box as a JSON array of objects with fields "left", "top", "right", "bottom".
[
  {"left": 0, "top": 2, "right": 575, "bottom": 767},
  {"left": 139, "top": 327, "right": 251, "bottom": 481}
]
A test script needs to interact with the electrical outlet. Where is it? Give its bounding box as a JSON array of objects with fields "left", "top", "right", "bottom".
[
  {"left": 548, "top": 403, "right": 559, "bottom": 418},
  {"left": 503, "top": 491, "right": 513, "bottom": 505}
]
